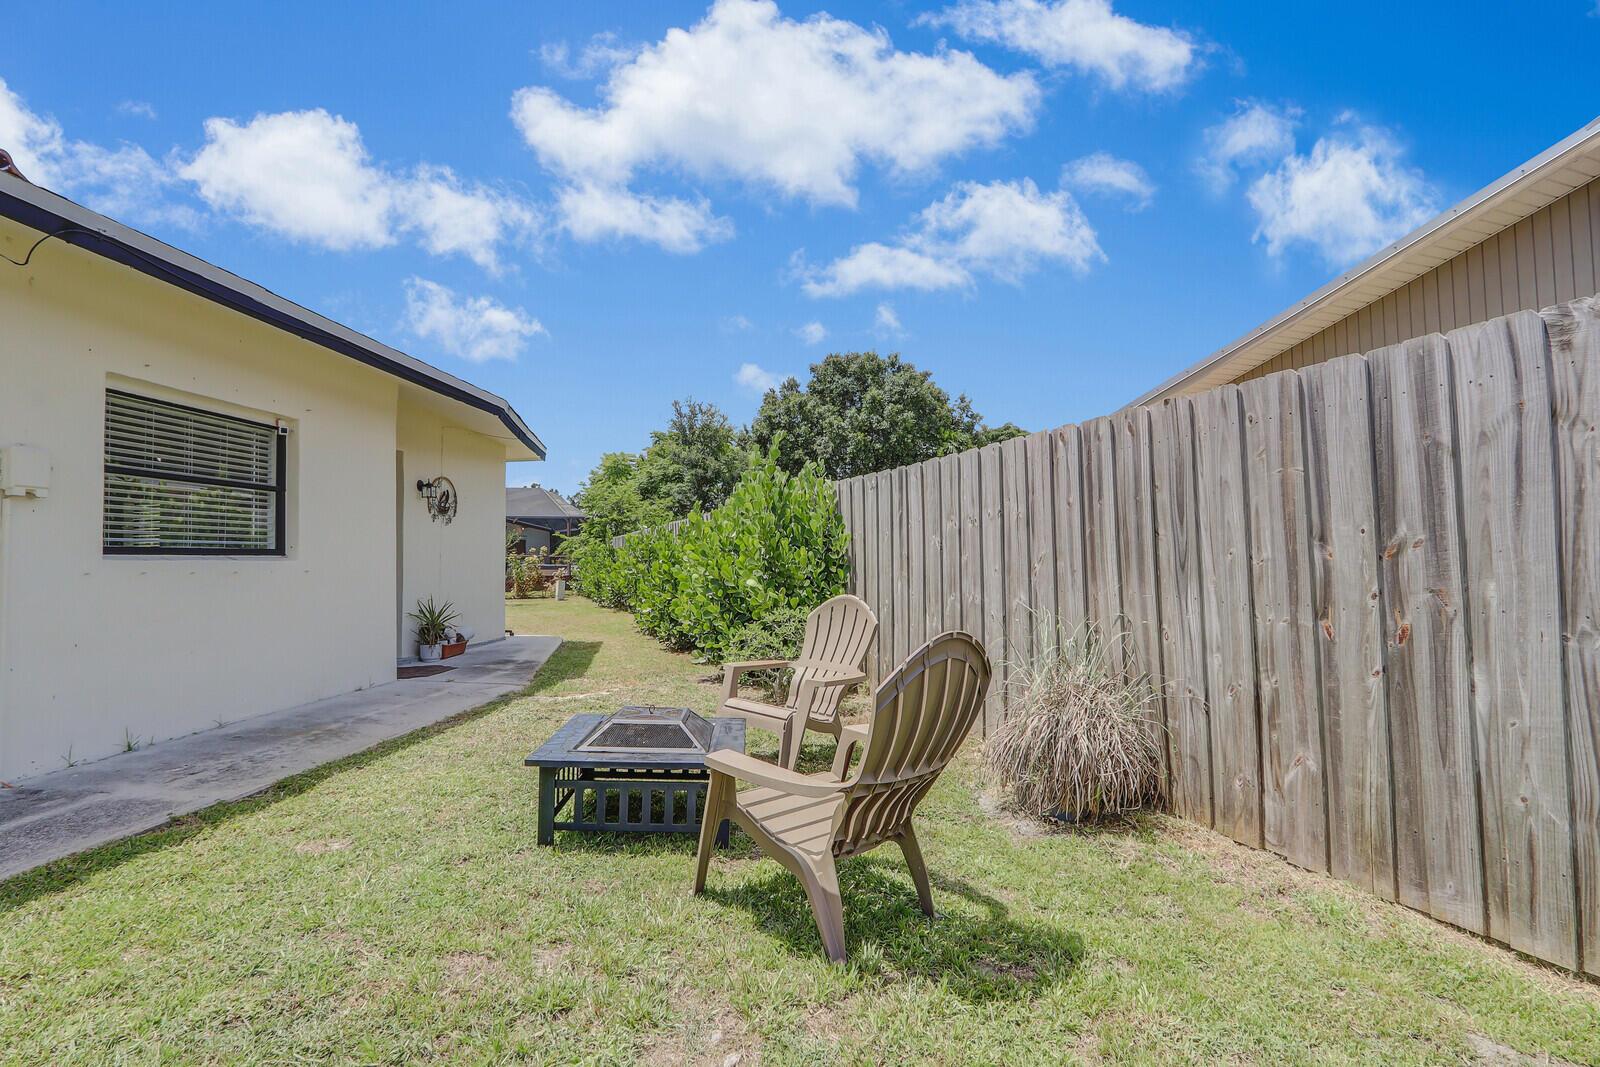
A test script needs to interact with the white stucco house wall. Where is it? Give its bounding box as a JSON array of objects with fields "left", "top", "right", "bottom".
[{"left": 0, "top": 168, "right": 543, "bottom": 782}]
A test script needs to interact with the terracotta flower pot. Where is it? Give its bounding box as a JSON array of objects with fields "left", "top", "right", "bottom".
[{"left": 441, "top": 640, "right": 468, "bottom": 659}]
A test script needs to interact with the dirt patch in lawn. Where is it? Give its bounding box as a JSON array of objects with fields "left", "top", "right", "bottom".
[
  {"left": 293, "top": 838, "right": 351, "bottom": 855},
  {"left": 442, "top": 951, "right": 510, "bottom": 991},
  {"left": 1466, "top": 1032, "right": 1585, "bottom": 1066},
  {"left": 639, "top": 1007, "right": 761, "bottom": 1066}
]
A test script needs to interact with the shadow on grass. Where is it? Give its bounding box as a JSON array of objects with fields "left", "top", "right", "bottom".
[
  {"left": 0, "top": 640, "right": 604, "bottom": 912},
  {"left": 703, "top": 853, "right": 1083, "bottom": 1002}
]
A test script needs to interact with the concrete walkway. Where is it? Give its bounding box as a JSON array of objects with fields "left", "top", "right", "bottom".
[{"left": 0, "top": 635, "right": 561, "bottom": 880}]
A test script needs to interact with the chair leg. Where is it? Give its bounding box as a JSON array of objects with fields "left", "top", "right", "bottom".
[
  {"left": 779, "top": 717, "right": 804, "bottom": 770},
  {"left": 799, "top": 857, "right": 847, "bottom": 964},
  {"left": 692, "top": 771, "right": 731, "bottom": 895},
  {"left": 897, "top": 825, "right": 936, "bottom": 917}
]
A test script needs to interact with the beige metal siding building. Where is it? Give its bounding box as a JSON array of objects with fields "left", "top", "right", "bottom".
[{"left": 1139, "top": 116, "right": 1600, "bottom": 401}]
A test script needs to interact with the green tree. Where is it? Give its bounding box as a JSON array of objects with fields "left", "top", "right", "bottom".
[
  {"left": 637, "top": 399, "right": 746, "bottom": 517},
  {"left": 570, "top": 452, "right": 671, "bottom": 545},
  {"left": 747, "top": 351, "right": 1025, "bottom": 479}
]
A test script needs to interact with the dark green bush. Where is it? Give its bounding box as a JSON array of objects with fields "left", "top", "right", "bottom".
[{"left": 568, "top": 448, "right": 849, "bottom": 661}]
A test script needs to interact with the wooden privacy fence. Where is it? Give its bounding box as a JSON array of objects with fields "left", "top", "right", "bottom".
[{"left": 833, "top": 296, "right": 1600, "bottom": 977}]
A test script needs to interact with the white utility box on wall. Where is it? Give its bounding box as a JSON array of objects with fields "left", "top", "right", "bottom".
[{"left": 0, "top": 444, "right": 51, "bottom": 498}]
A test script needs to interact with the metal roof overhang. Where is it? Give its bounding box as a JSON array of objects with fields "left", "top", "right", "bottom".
[
  {"left": 1133, "top": 114, "right": 1600, "bottom": 406},
  {"left": 0, "top": 173, "right": 545, "bottom": 460}
]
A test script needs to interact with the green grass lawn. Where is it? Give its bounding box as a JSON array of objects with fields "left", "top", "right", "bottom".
[{"left": 2, "top": 597, "right": 1597, "bottom": 1065}]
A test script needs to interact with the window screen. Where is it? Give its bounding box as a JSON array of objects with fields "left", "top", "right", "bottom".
[{"left": 103, "top": 389, "right": 285, "bottom": 555}]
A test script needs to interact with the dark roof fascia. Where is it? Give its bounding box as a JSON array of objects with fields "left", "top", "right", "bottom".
[{"left": 0, "top": 180, "right": 545, "bottom": 459}]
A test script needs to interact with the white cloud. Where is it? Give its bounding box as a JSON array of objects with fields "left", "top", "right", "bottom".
[
  {"left": 0, "top": 76, "right": 193, "bottom": 229},
  {"left": 1248, "top": 122, "right": 1436, "bottom": 267},
  {"left": 800, "top": 242, "right": 972, "bottom": 296},
  {"left": 511, "top": 0, "right": 1038, "bottom": 245},
  {"left": 181, "top": 109, "right": 540, "bottom": 270},
  {"left": 796, "top": 321, "right": 828, "bottom": 345},
  {"left": 801, "top": 177, "right": 1101, "bottom": 297},
  {"left": 874, "top": 303, "right": 904, "bottom": 336},
  {"left": 721, "top": 314, "right": 754, "bottom": 333},
  {"left": 0, "top": 76, "right": 67, "bottom": 182},
  {"left": 923, "top": 0, "right": 1196, "bottom": 92},
  {"left": 398, "top": 164, "right": 542, "bottom": 268},
  {"left": 538, "top": 34, "right": 635, "bottom": 79},
  {"left": 1062, "top": 151, "right": 1153, "bottom": 209},
  {"left": 1198, "top": 100, "right": 1299, "bottom": 191},
  {"left": 402, "top": 278, "right": 545, "bottom": 362},
  {"left": 553, "top": 181, "right": 731, "bottom": 253},
  {"left": 735, "top": 361, "right": 779, "bottom": 392},
  {"left": 116, "top": 100, "right": 158, "bottom": 120},
  {"left": 181, "top": 111, "right": 393, "bottom": 250}
]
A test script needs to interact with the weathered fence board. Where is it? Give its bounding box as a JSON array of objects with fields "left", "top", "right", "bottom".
[
  {"left": 906, "top": 463, "right": 927, "bottom": 660},
  {"left": 979, "top": 443, "right": 1007, "bottom": 732},
  {"left": 1002, "top": 435, "right": 1035, "bottom": 703},
  {"left": 1369, "top": 335, "right": 1485, "bottom": 932},
  {"left": 825, "top": 295, "right": 1600, "bottom": 975},
  {"left": 1452, "top": 311, "right": 1577, "bottom": 970},
  {"left": 891, "top": 466, "right": 911, "bottom": 671},
  {"left": 1082, "top": 418, "right": 1124, "bottom": 669},
  {"left": 940, "top": 455, "right": 963, "bottom": 633},
  {"left": 958, "top": 449, "right": 982, "bottom": 644},
  {"left": 1052, "top": 426, "right": 1089, "bottom": 636},
  {"left": 1151, "top": 398, "right": 1213, "bottom": 825},
  {"left": 1025, "top": 431, "right": 1058, "bottom": 640},
  {"left": 1543, "top": 295, "right": 1600, "bottom": 978},
  {"left": 1303, "top": 354, "right": 1395, "bottom": 897},
  {"left": 1193, "top": 386, "right": 1263, "bottom": 847},
  {"left": 1242, "top": 372, "right": 1328, "bottom": 873},
  {"left": 1114, "top": 406, "right": 1169, "bottom": 781},
  {"left": 839, "top": 476, "right": 859, "bottom": 597},
  {"left": 873, "top": 470, "right": 894, "bottom": 681},
  {"left": 923, "top": 457, "right": 946, "bottom": 643}
]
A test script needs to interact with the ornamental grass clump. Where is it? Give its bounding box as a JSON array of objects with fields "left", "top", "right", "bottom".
[{"left": 985, "top": 620, "right": 1166, "bottom": 823}]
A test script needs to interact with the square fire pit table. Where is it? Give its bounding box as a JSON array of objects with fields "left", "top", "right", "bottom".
[{"left": 525, "top": 707, "right": 745, "bottom": 846}]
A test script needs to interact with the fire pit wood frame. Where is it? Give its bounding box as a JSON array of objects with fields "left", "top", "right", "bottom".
[{"left": 525, "top": 711, "right": 745, "bottom": 846}]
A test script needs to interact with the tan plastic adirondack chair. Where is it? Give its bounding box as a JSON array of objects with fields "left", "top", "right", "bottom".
[
  {"left": 693, "top": 631, "right": 992, "bottom": 963},
  {"left": 718, "top": 593, "right": 877, "bottom": 769}
]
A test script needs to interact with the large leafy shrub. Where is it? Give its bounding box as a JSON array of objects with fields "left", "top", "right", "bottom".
[{"left": 569, "top": 449, "right": 849, "bottom": 661}]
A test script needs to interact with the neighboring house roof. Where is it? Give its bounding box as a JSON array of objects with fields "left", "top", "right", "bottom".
[
  {"left": 0, "top": 170, "right": 545, "bottom": 461},
  {"left": 1134, "top": 114, "right": 1600, "bottom": 405},
  {"left": 506, "top": 485, "right": 585, "bottom": 530}
]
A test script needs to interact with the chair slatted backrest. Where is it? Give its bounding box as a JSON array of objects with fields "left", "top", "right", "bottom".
[
  {"left": 788, "top": 594, "right": 878, "bottom": 723},
  {"left": 832, "top": 632, "right": 991, "bottom": 856}
]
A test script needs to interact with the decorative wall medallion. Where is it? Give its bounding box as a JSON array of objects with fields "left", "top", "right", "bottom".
[{"left": 417, "top": 475, "right": 458, "bottom": 524}]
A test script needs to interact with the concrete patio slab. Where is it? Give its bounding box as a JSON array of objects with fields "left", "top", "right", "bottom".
[{"left": 0, "top": 635, "right": 561, "bottom": 881}]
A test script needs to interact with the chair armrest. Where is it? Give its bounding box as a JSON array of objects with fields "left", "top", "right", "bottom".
[
  {"left": 704, "top": 751, "right": 847, "bottom": 798},
  {"left": 722, "top": 659, "right": 792, "bottom": 673},
  {"left": 794, "top": 670, "right": 869, "bottom": 715},
  {"left": 719, "top": 659, "right": 793, "bottom": 702},
  {"left": 831, "top": 723, "right": 869, "bottom": 780}
]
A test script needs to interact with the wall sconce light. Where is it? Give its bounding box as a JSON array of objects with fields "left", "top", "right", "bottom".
[{"left": 417, "top": 475, "right": 458, "bottom": 524}]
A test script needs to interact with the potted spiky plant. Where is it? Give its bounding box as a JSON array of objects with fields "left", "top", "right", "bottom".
[{"left": 409, "top": 597, "right": 459, "bottom": 662}]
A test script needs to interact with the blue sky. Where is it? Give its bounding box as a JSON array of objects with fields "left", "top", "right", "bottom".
[{"left": 5, "top": 1, "right": 1597, "bottom": 494}]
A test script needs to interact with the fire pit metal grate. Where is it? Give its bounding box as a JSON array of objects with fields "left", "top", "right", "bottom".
[{"left": 574, "top": 706, "right": 714, "bottom": 754}]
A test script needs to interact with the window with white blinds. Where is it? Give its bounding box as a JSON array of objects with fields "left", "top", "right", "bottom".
[{"left": 103, "top": 389, "right": 286, "bottom": 555}]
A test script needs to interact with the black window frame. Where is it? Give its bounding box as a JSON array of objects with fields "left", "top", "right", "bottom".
[{"left": 103, "top": 389, "right": 288, "bottom": 557}]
